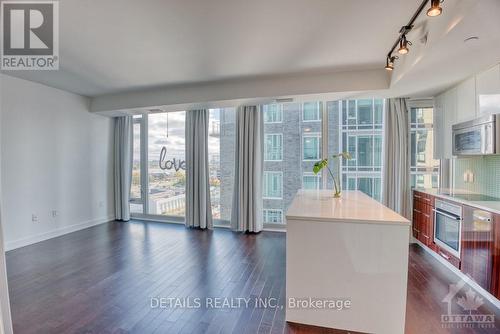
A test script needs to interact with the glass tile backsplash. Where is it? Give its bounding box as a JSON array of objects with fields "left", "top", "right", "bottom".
[{"left": 453, "top": 155, "right": 500, "bottom": 198}]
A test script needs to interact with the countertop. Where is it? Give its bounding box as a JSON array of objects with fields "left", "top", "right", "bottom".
[
  {"left": 285, "top": 190, "right": 410, "bottom": 225},
  {"left": 414, "top": 188, "right": 500, "bottom": 215}
]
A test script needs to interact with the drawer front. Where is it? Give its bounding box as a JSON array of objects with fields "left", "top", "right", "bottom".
[{"left": 436, "top": 245, "right": 461, "bottom": 269}]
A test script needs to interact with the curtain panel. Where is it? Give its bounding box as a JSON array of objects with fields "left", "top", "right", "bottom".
[
  {"left": 114, "top": 116, "right": 133, "bottom": 221},
  {"left": 382, "top": 98, "right": 411, "bottom": 219},
  {"left": 231, "top": 106, "right": 264, "bottom": 233},
  {"left": 185, "top": 109, "right": 213, "bottom": 229}
]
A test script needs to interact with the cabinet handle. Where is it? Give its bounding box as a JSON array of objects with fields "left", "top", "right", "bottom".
[
  {"left": 474, "top": 215, "right": 492, "bottom": 223},
  {"left": 415, "top": 195, "right": 422, "bottom": 199},
  {"left": 414, "top": 209, "right": 421, "bottom": 213},
  {"left": 423, "top": 214, "right": 430, "bottom": 218},
  {"left": 422, "top": 234, "right": 429, "bottom": 239},
  {"left": 424, "top": 198, "right": 431, "bottom": 202},
  {"left": 439, "top": 252, "right": 450, "bottom": 260}
]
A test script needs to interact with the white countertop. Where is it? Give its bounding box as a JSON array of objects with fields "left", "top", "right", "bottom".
[
  {"left": 415, "top": 188, "right": 500, "bottom": 215},
  {"left": 285, "top": 190, "right": 410, "bottom": 225}
]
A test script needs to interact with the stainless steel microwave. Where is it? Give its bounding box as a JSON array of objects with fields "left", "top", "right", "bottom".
[{"left": 452, "top": 114, "right": 500, "bottom": 156}]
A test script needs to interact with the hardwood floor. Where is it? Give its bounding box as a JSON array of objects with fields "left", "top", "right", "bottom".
[{"left": 5, "top": 220, "right": 500, "bottom": 334}]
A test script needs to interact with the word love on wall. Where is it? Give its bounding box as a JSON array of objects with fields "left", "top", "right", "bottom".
[{"left": 159, "top": 147, "right": 186, "bottom": 171}]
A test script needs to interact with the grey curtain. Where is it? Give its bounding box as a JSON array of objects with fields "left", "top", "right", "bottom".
[
  {"left": 383, "top": 98, "right": 411, "bottom": 219},
  {"left": 185, "top": 109, "right": 213, "bottom": 229},
  {"left": 114, "top": 116, "right": 133, "bottom": 221},
  {"left": 231, "top": 106, "right": 264, "bottom": 233}
]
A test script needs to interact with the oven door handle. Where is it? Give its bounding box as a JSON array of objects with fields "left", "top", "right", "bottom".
[{"left": 433, "top": 209, "right": 462, "bottom": 221}]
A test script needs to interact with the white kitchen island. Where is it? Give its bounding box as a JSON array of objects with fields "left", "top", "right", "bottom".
[{"left": 286, "top": 190, "right": 411, "bottom": 334}]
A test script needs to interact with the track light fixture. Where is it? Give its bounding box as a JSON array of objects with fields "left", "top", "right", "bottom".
[
  {"left": 384, "top": 0, "right": 444, "bottom": 70},
  {"left": 397, "top": 35, "right": 411, "bottom": 55},
  {"left": 427, "top": 0, "right": 443, "bottom": 17},
  {"left": 385, "top": 56, "right": 398, "bottom": 71}
]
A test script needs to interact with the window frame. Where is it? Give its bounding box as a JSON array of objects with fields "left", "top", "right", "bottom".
[
  {"left": 264, "top": 133, "right": 283, "bottom": 161},
  {"left": 263, "top": 209, "right": 283, "bottom": 224},
  {"left": 263, "top": 104, "right": 283, "bottom": 124},
  {"left": 302, "top": 132, "right": 321, "bottom": 161},
  {"left": 302, "top": 173, "right": 322, "bottom": 190},
  {"left": 409, "top": 105, "right": 440, "bottom": 189},
  {"left": 263, "top": 171, "right": 283, "bottom": 200},
  {"left": 302, "top": 101, "right": 321, "bottom": 122}
]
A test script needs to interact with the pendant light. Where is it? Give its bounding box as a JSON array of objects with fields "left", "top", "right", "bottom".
[{"left": 427, "top": 0, "right": 443, "bottom": 17}]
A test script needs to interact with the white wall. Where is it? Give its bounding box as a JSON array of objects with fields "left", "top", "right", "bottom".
[
  {"left": 1, "top": 75, "right": 115, "bottom": 251},
  {"left": 0, "top": 74, "right": 13, "bottom": 334}
]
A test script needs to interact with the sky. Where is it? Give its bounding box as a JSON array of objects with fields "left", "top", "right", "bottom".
[{"left": 133, "top": 109, "right": 228, "bottom": 163}]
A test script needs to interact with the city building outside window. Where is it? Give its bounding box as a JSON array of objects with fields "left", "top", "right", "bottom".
[
  {"left": 302, "top": 173, "right": 321, "bottom": 190},
  {"left": 264, "top": 133, "right": 283, "bottom": 161},
  {"left": 302, "top": 133, "right": 321, "bottom": 161},
  {"left": 263, "top": 171, "right": 283, "bottom": 199},
  {"left": 302, "top": 102, "right": 321, "bottom": 121},
  {"left": 263, "top": 209, "right": 283, "bottom": 224},
  {"left": 331, "top": 99, "right": 384, "bottom": 202},
  {"left": 263, "top": 104, "right": 283, "bottom": 123},
  {"left": 410, "top": 106, "right": 440, "bottom": 188}
]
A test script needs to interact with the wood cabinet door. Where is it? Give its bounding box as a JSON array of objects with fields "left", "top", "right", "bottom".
[
  {"left": 412, "top": 200, "right": 421, "bottom": 239},
  {"left": 461, "top": 205, "right": 494, "bottom": 291},
  {"left": 491, "top": 213, "right": 500, "bottom": 299}
]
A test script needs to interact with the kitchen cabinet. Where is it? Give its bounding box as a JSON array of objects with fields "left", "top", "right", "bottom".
[
  {"left": 433, "top": 94, "right": 445, "bottom": 159},
  {"left": 476, "top": 64, "right": 500, "bottom": 117},
  {"left": 433, "top": 88, "right": 456, "bottom": 159},
  {"left": 461, "top": 206, "right": 494, "bottom": 291},
  {"left": 412, "top": 191, "right": 434, "bottom": 248},
  {"left": 491, "top": 213, "right": 500, "bottom": 300},
  {"left": 456, "top": 77, "right": 477, "bottom": 122},
  {"left": 433, "top": 63, "right": 500, "bottom": 159}
]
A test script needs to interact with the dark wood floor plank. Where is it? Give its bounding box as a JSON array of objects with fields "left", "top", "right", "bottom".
[{"left": 5, "top": 220, "right": 500, "bottom": 334}]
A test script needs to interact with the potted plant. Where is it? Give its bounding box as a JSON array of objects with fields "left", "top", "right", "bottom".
[{"left": 313, "top": 152, "right": 352, "bottom": 198}]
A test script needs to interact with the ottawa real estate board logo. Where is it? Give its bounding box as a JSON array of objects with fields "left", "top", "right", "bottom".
[{"left": 1, "top": 0, "right": 59, "bottom": 70}]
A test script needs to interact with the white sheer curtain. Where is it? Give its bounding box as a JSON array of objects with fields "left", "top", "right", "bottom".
[
  {"left": 185, "top": 109, "right": 213, "bottom": 229},
  {"left": 114, "top": 116, "right": 133, "bottom": 221},
  {"left": 231, "top": 106, "right": 264, "bottom": 232},
  {"left": 383, "top": 98, "right": 411, "bottom": 219}
]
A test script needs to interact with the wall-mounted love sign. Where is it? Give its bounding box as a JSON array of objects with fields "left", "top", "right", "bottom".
[{"left": 159, "top": 147, "right": 186, "bottom": 171}]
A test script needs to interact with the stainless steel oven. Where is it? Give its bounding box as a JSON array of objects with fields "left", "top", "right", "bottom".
[
  {"left": 452, "top": 114, "right": 500, "bottom": 156},
  {"left": 433, "top": 199, "right": 462, "bottom": 258}
]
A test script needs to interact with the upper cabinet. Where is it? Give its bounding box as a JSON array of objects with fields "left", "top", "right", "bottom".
[
  {"left": 434, "top": 88, "right": 457, "bottom": 160},
  {"left": 456, "top": 77, "right": 476, "bottom": 123},
  {"left": 476, "top": 64, "right": 500, "bottom": 117},
  {"left": 433, "top": 63, "right": 500, "bottom": 159}
]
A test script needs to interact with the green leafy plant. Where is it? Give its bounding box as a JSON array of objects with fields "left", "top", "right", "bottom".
[{"left": 313, "top": 152, "right": 352, "bottom": 198}]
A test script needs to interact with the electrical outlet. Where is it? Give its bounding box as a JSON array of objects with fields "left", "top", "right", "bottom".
[
  {"left": 32, "top": 214, "right": 38, "bottom": 222},
  {"left": 51, "top": 210, "right": 58, "bottom": 218},
  {"left": 469, "top": 172, "right": 474, "bottom": 183}
]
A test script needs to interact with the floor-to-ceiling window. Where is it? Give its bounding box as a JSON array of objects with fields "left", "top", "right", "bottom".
[
  {"left": 262, "top": 102, "right": 323, "bottom": 225},
  {"left": 131, "top": 108, "right": 235, "bottom": 224},
  {"left": 410, "top": 106, "right": 440, "bottom": 188},
  {"left": 209, "top": 108, "right": 236, "bottom": 223},
  {"left": 328, "top": 99, "right": 384, "bottom": 202},
  {"left": 147, "top": 111, "right": 186, "bottom": 217},
  {"left": 130, "top": 115, "right": 144, "bottom": 213}
]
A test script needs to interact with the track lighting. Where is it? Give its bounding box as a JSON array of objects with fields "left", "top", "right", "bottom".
[
  {"left": 383, "top": 0, "right": 444, "bottom": 70},
  {"left": 398, "top": 35, "right": 411, "bottom": 55},
  {"left": 385, "top": 56, "right": 397, "bottom": 71},
  {"left": 427, "top": 0, "right": 443, "bottom": 17}
]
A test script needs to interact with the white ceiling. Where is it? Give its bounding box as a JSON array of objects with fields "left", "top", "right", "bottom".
[
  {"left": 3, "top": 0, "right": 500, "bottom": 105},
  {"left": 3, "top": 0, "right": 419, "bottom": 97}
]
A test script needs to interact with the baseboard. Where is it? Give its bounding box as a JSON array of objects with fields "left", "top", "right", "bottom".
[
  {"left": 5, "top": 215, "right": 115, "bottom": 251},
  {"left": 414, "top": 239, "right": 500, "bottom": 310}
]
